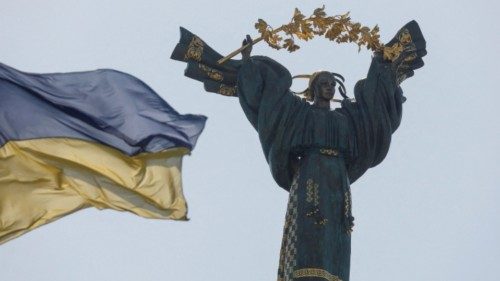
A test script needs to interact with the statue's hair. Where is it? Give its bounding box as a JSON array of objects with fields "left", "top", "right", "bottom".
[{"left": 293, "top": 71, "right": 348, "bottom": 102}]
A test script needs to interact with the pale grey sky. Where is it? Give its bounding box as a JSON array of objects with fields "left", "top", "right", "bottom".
[{"left": 0, "top": 1, "right": 498, "bottom": 280}]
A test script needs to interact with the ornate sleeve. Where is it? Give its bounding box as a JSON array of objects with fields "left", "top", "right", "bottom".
[
  {"left": 339, "top": 20, "right": 427, "bottom": 184},
  {"left": 171, "top": 28, "right": 309, "bottom": 190},
  {"left": 170, "top": 27, "right": 242, "bottom": 97},
  {"left": 237, "top": 56, "right": 314, "bottom": 190}
]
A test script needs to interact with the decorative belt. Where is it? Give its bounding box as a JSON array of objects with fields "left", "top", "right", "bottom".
[
  {"left": 319, "top": 148, "right": 341, "bottom": 156},
  {"left": 303, "top": 147, "right": 343, "bottom": 157}
]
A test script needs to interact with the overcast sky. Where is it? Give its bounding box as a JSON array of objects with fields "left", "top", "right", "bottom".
[{"left": 0, "top": 1, "right": 498, "bottom": 280}]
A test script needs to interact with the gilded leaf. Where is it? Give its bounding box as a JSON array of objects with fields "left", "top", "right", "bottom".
[
  {"left": 383, "top": 43, "right": 403, "bottom": 60},
  {"left": 313, "top": 5, "right": 326, "bottom": 17},
  {"left": 297, "top": 21, "right": 314, "bottom": 41},
  {"left": 283, "top": 38, "right": 300, "bottom": 52},
  {"left": 255, "top": 19, "right": 268, "bottom": 34},
  {"left": 293, "top": 8, "right": 305, "bottom": 22},
  {"left": 325, "top": 25, "right": 342, "bottom": 40}
]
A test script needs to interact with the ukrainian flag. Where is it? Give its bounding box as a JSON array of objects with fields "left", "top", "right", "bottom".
[{"left": 0, "top": 63, "right": 206, "bottom": 244}]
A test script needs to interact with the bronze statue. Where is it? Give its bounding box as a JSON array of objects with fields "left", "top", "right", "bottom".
[{"left": 172, "top": 19, "right": 426, "bottom": 281}]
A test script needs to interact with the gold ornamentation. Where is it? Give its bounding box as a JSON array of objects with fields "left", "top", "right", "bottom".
[
  {"left": 383, "top": 43, "right": 404, "bottom": 61},
  {"left": 184, "top": 36, "right": 204, "bottom": 62},
  {"left": 306, "top": 207, "right": 319, "bottom": 217},
  {"left": 319, "top": 148, "right": 339, "bottom": 156},
  {"left": 221, "top": 6, "right": 418, "bottom": 64},
  {"left": 396, "top": 73, "right": 408, "bottom": 85},
  {"left": 278, "top": 175, "right": 300, "bottom": 280},
  {"left": 404, "top": 53, "right": 418, "bottom": 62},
  {"left": 293, "top": 268, "right": 342, "bottom": 281},
  {"left": 306, "top": 179, "right": 319, "bottom": 205},
  {"left": 344, "top": 191, "right": 350, "bottom": 218},
  {"left": 383, "top": 28, "right": 414, "bottom": 61},
  {"left": 316, "top": 218, "right": 328, "bottom": 226},
  {"left": 399, "top": 29, "right": 412, "bottom": 44},
  {"left": 255, "top": 6, "right": 382, "bottom": 53},
  {"left": 218, "top": 85, "right": 237, "bottom": 96},
  {"left": 199, "top": 64, "right": 223, "bottom": 82},
  {"left": 344, "top": 190, "right": 353, "bottom": 234},
  {"left": 385, "top": 28, "right": 419, "bottom": 84},
  {"left": 306, "top": 179, "right": 327, "bottom": 226}
]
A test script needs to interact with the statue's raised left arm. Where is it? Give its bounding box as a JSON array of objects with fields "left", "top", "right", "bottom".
[{"left": 338, "top": 20, "right": 426, "bottom": 183}]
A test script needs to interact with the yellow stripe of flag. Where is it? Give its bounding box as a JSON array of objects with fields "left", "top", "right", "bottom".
[{"left": 0, "top": 138, "right": 189, "bottom": 244}]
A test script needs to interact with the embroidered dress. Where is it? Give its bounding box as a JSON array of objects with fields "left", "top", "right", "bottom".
[{"left": 237, "top": 57, "right": 357, "bottom": 280}]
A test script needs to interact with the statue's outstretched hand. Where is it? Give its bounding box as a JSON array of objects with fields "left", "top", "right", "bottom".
[{"left": 241, "top": 35, "right": 253, "bottom": 61}]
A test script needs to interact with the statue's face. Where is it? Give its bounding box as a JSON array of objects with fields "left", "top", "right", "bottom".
[{"left": 313, "top": 73, "right": 336, "bottom": 101}]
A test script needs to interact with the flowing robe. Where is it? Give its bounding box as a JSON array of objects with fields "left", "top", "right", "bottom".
[
  {"left": 237, "top": 55, "right": 405, "bottom": 281},
  {"left": 171, "top": 20, "right": 426, "bottom": 281}
]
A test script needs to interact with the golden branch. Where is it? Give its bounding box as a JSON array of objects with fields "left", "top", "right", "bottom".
[{"left": 218, "top": 6, "right": 400, "bottom": 65}]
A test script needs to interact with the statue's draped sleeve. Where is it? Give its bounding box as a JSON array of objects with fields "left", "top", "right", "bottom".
[
  {"left": 338, "top": 20, "right": 426, "bottom": 183},
  {"left": 237, "top": 56, "right": 305, "bottom": 190},
  {"left": 338, "top": 60, "right": 405, "bottom": 184}
]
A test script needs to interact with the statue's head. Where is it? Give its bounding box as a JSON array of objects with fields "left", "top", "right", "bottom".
[
  {"left": 294, "top": 71, "right": 348, "bottom": 106},
  {"left": 310, "top": 71, "right": 337, "bottom": 104}
]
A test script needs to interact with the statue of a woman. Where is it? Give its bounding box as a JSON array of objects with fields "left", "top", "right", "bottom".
[{"left": 171, "top": 20, "right": 426, "bottom": 281}]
